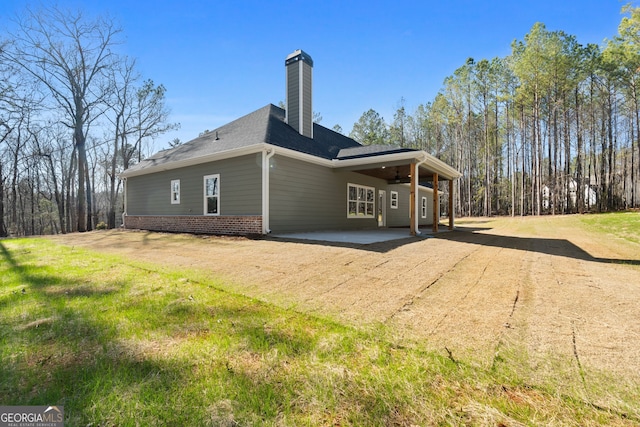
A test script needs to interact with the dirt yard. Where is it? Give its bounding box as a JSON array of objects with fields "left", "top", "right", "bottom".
[{"left": 48, "top": 216, "right": 640, "bottom": 385}]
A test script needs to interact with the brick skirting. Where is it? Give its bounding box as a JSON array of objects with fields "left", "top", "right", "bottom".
[{"left": 124, "top": 215, "right": 263, "bottom": 236}]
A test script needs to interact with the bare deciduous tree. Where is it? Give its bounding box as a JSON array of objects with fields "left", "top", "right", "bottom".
[{"left": 2, "top": 5, "right": 121, "bottom": 231}]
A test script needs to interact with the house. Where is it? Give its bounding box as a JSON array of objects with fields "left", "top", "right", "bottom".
[
  {"left": 119, "top": 50, "right": 461, "bottom": 236},
  {"left": 542, "top": 179, "right": 597, "bottom": 211},
  {"left": 568, "top": 178, "right": 597, "bottom": 208}
]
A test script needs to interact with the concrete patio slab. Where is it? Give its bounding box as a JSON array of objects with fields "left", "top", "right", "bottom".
[{"left": 272, "top": 228, "right": 433, "bottom": 244}]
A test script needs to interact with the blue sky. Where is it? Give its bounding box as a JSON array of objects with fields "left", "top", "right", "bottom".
[{"left": 0, "top": 1, "right": 631, "bottom": 150}]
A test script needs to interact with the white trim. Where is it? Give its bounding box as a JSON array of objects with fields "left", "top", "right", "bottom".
[
  {"left": 390, "top": 191, "right": 399, "bottom": 209},
  {"left": 377, "top": 190, "right": 386, "bottom": 227},
  {"left": 119, "top": 144, "right": 266, "bottom": 178},
  {"left": 203, "top": 174, "right": 220, "bottom": 216},
  {"left": 262, "top": 148, "right": 275, "bottom": 234},
  {"left": 347, "top": 183, "right": 375, "bottom": 219},
  {"left": 298, "top": 60, "right": 304, "bottom": 135},
  {"left": 170, "top": 179, "right": 180, "bottom": 204},
  {"left": 268, "top": 145, "right": 334, "bottom": 167},
  {"left": 120, "top": 143, "right": 461, "bottom": 181},
  {"left": 120, "top": 143, "right": 334, "bottom": 179}
]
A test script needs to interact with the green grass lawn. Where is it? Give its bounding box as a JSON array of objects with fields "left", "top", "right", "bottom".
[
  {"left": 1, "top": 218, "right": 638, "bottom": 426},
  {"left": 578, "top": 211, "right": 640, "bottom": 245}
]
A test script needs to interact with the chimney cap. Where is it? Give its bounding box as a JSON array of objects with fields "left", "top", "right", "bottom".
[{"left": 285, "top": 49, "right": 313, "bottom": 67}]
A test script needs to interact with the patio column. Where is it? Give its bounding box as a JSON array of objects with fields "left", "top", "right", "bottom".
[
  {"left": 449, "top": 179, "right": 454, "bottom": 230},
  {"left": 432, "top": 173, "right": 439, "bottom": 233},
  {"left": 410, "top": 162, "right": 416, "bottom": 236}
]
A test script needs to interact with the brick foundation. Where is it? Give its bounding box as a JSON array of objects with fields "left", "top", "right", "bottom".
[{"left": 124, "top": 215, "right": 263, "bottom": 236}]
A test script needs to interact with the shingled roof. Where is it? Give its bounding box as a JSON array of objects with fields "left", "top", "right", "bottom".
[{"left": 121, "top": 104, "right": 418, "bottom": 177}]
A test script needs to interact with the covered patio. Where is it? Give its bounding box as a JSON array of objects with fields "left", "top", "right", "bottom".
[{"left": 333, "top": 149, "right": 462, "bottom": 236}]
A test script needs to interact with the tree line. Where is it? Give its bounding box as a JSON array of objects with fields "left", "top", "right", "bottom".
[
  {"left": 3, "top": 5, "right": 639, "bottom": 237},
  {"left": 0, "top": 6, "right": 176, "bottom": 236},
  {"left": 348, "top": 5, "right": 640, "bottom": 217}
]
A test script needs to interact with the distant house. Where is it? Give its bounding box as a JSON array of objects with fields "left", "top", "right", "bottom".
[
  {"left": 542, "top": 179, "right": 597, "bottom": 211},
  {"left": 568, "top": 179, "right": 597, "bottom": 208},
  {"left": 119, "top": 50, "right": 461, "bottom": 236}
]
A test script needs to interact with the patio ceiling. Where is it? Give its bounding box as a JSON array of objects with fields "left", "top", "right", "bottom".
[
  {"left": 332, "top": 151, "right": 461, "bottom": 182},
  {"left": 355, "top": 164, "right": 439, "bottom": 184}
]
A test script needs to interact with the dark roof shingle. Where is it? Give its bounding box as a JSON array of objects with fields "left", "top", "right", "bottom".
[{"left": 123, "top": 104, "right": 367, "bottom": 175}]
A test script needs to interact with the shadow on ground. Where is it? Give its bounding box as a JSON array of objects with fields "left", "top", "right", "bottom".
[
  {"left": 435, "top": 225, "right": 640, "bottom": 266},
  {"left": 266, "top": 224, "right": 640, "bottom": 265}
]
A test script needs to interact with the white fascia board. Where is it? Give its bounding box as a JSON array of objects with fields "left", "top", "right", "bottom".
[
  {"left": 118, "top": 144, "right": 267, "bottom": 178},
  {"left": 332, "top": 151, "right": 461, "bottom": 180},
  {"left": 119, "top": 143, "right": 462, "bottom": 181},
  {"left": 266, "top": 145, "right": 334, "bottom": 167},
  {"left": 332, "top": 151, "right": 419, "bottom": 168},
  {"left": 421, "top": 155, "right": 463, "bottom": 180}
]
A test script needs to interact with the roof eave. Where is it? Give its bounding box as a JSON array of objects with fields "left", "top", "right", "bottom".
[
  {"left": 420, "top": 154, "right": 463, "bottom": 181},
  {"left": 118, "top": 144, "right": 461, "bottom": 181},
  {"left": 118, "top": 144, "right": 268, "bottom": 178},
  {"left": 333, "top": 151, "right": 461, "bottom": 180}
]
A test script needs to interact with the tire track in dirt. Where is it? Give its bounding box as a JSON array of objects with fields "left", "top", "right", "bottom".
[
  {"left": 386, "top": 248, "right": 478, "bottom": 321},
  {"left": 500, "top": 216, "right": 640, "bottom": 391},
  {"left": 282, "top": 237, "right": 480, "bottom": 324},
  {"left": 424, "top": 249, "right": 499, "bottom": 337},
  {"left": 387, "top": 230, "right": 526, "bottom": 363},
  {"left": 550, "top": 244, "right": 637, "bottom": 374}
]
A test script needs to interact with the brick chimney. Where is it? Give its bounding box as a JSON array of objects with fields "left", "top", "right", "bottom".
[{"left": 285, "top": 49, "right": 313, "bottom": 138}]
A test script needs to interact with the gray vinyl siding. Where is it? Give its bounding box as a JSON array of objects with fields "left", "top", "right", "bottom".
[
  {"left": 126, "top": 151, "right": 439, "bottom": 233},
  {"left": 386, "top": 184, "right": 410, "bottom": 227},
  {"left": 285, "top": 59, "right": 313, "bottom": 138},
  {"left": 385, "top": 184, "right": 435, "bottom": 227},
  {"left": 126, "top": 154, "right": 262, "bottom": 216},
  {"left": 286, "top": 66, "right": 299, "bottom": 131},
  {"left": 301, "top": 61, "right": 312, "bottom": 137},
  {"left": 419, "top": 188, "right": 438, "bottom": 226},
  {"left": 269, "top": 155, "right": 391, "bottom": 233}
]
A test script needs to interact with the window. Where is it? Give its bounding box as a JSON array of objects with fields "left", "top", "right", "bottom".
[
  {"left": 204, "top": 174, "right": 220, "bottom": 215},
  {"left": 421, "top": 196, "right": 427, "bottom": 218},
  {"left": 171, "top": 180, "right": 180, "bottom": 204},
  {"left": 347, "top": 183, "right": 375, "bottom": 218},
  {"left": 390, "top": 191, "right": 399, "bottom": 209}
]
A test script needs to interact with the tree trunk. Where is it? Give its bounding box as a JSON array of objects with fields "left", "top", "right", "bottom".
[
  {"left": 631, "top": 80, "right": 640, "bottom": 208},
  {"left": 108, "top": 118, "right": 122, "bottom": 229},
  {"left": 607, "top": 93, "right": 615, "bottom": 210},
  {"left": 563, "top": 107, "right": 571, "bottom": 214},
  {"left": 576, "top": 87, "right": 584, "bottom": 214},
  {"left": 85, "top": 160, "right": 93, "bottom": 231},
  {"left": 76, "top": 121, "right": 87, "bottom": 232},
  {"left": 0, "top": 161, "right": 6, "bottom": 237}
]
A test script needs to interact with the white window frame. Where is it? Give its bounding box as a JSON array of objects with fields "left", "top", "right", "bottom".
[
  {"left": 347, "top": 183, "right": 375, "bottom": 218},
  {"left": 421, "top": 196, "right": 427, "bottom": 218},
  {"left": 390, "top": 191, "right": 399, "bottom": 209},
  {"left": 203, "top": 174, "right": 220, "bottom": 216},
  {"left": 170, "top": 179, "right": 180, "bottom": 204}
]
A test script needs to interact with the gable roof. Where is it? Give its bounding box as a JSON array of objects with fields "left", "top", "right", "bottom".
[
  {"left": 121, "top": 104, "right": 359, "bottom": 176},
  {"left": 120, "top": 103, "right": 460, "bottom": 180}
]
